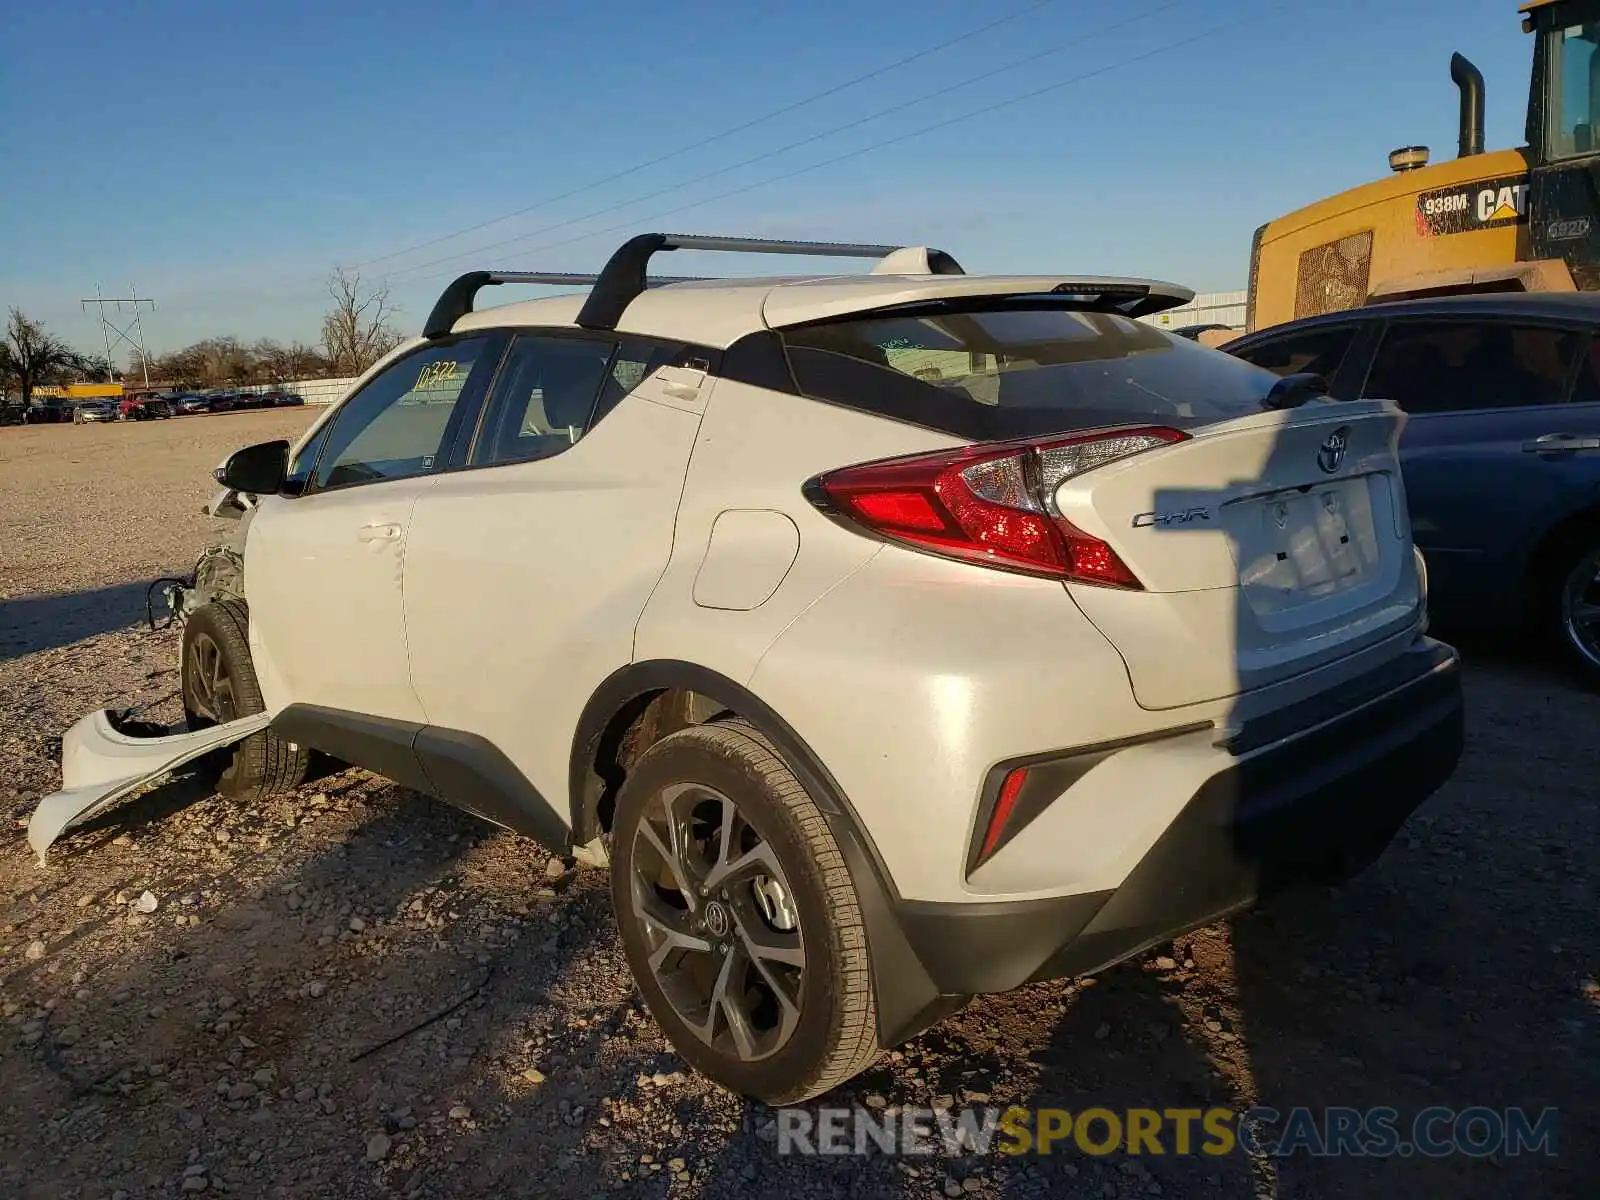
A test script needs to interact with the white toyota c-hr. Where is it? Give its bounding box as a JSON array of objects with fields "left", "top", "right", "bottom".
[{"left": 34, "top": 234, "right": 1464, "bottom": 1102}]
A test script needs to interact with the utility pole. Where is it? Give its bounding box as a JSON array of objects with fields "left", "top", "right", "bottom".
[{"left": 80, "top": 284, "right": 156, "bottom": 385}]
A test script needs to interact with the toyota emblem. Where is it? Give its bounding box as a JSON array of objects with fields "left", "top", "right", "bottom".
[{"left": 1317, "top": 427, "right": 1350, "bottom": 474}]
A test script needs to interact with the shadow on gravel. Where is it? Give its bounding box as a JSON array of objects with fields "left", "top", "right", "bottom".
[
  {"left": 0, "top": 581, "right": 154, "bottom": 660},
  {"left": 6, "top": 641, "right": 1594, "bottom": 1199},
  {"left": 0, "top": 777, "right": 546, "bottom": 1198},
  {"left": 982, "top": 632, "right": 1600, "bottom": 1200}
]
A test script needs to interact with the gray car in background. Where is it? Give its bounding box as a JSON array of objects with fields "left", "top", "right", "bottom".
[{"left": 1226, "top": 293, "right": 1600, "bottom": 681}]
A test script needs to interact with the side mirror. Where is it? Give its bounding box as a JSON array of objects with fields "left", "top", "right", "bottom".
[{"left": 215, "top": 439, "right": 289, "bottom": 495}]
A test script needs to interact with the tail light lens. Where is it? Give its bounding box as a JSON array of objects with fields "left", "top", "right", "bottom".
[{"left": 807, "top": 426, "right": 1185, "bottom": 587}]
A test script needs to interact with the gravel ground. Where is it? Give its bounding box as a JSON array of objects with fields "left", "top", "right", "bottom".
[{"left": 0, "top": 416, "right": 1596, "bottom": 1199}]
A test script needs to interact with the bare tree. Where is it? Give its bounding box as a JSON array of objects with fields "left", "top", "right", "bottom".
[
  {"left": 321, "top": 268, "right": 402, "bottom": 376},
  {"left": 1, "top": 308, "right": 80, "bottom": 408}
]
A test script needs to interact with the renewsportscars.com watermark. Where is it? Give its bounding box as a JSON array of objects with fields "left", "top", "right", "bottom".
[{"left": 776, "top": 1105, "right": 1560, "bottom": 1159}]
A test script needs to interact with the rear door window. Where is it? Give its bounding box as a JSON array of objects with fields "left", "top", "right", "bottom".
[
  {"left": 779, "top": 306, "right": 1282, "bottom": 440},
  {"left": 472, "top": 334, "right": 616, "bottom": 467},
  {"left": 591, "top": 338, "right": 692, "bottom": 425},
  {"left": 1233, "top": 326, "right": 1356, "bottom": 381},
  {"left": 1360, "top": 320, "right": 1582, "bottom": 412},
  {"left": 1568, "top": 334, "right": 1600, "bottom": 404}
]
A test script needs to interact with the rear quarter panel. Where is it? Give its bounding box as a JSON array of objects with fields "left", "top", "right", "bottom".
[{"left": 631, "top": 382, "right": 959, "bottom": 681}]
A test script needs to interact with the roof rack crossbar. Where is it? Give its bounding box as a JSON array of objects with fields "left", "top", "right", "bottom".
[
  {"left": 574, "top": 233, "right": 954, "bottom": 331},
  {"left": 423, "top": 232, "right": 969, "bottom": 337},
  {"left": 422, "top": 268, "right": 711, "bottom": 338}
]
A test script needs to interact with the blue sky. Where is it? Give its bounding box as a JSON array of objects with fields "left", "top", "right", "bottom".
[{"left": 0, "top": 0, "right": 1538, "bottom": 355}]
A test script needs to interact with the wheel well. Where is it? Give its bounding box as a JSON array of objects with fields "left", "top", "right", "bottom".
[
  {"left": 574, "top": 686, "right": 735, "bottom": 844},
  {"left": 1522, "top": 504, "right": 1600, "bottom": 620}
]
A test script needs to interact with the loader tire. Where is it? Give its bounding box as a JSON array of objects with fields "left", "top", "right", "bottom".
[{"left": 181, "top": 599, "right": 309, "bottom": 801}]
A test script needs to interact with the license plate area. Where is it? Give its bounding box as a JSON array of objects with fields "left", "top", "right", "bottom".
[{"left": 1226, "top": 477, "right": 1382, "bottom": 615}]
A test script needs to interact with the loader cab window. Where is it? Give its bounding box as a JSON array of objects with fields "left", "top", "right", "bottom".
[{"left": 1547, "top": 21, "right": 1600, "bottom": 159}]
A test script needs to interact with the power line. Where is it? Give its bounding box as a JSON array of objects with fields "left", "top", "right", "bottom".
[
  {"left": 393, "top": 5, "right": 1242, "bottom": 289},
  {"left": 382, "top": 0, "right": 1189, "bottom": 285},
  {"left": 356, "top": 0, "right": 1063, "bottom": 269}
]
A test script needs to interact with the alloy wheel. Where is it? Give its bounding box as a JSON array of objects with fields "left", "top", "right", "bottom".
[
  {"left": 626, "top": 782, "right": 805, "bottom": 1062},
  {"left": 1560, "top": 547, "right": 1600, "bottom": 673}
]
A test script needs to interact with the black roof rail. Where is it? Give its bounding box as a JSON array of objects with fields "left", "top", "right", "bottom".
[
  {"left": 422, "top": 269, "right": 709, "bottom": 339},
  {"left": 574, "top": 233, "right": 961, "bottom": 331}
]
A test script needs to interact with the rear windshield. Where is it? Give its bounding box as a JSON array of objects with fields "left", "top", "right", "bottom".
[{"left": 779, "top": 304, "right": 1281, "bottom": 440}]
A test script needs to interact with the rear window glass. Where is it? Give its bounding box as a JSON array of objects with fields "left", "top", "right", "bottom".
[{"left": 779, "top": 306, "right": 1283, "bottom": 440}]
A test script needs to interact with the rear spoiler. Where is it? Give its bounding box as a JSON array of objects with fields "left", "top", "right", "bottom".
[{"left": 422, "top": 233, "right": 967, "bottom": 339}]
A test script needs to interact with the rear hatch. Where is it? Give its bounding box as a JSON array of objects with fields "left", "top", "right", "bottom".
[
  {"left": 782, "top": 299, "right": 1420, "bottom": 710},
  {"left": 1054, "top": 402, "right": 1418, "bottom": 709}
]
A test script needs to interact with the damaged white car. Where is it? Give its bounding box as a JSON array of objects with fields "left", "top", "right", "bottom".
[
  {"left": 28, "top": 476, "right": 278, "bottom": 858},
  {"left": 32, "top": 233, "right": 1463, "bottom": 1102}
]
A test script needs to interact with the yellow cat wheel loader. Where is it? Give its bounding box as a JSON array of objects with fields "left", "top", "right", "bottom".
[{"left": 1245, "top": 0, "right": 1600, "bottom": 333}]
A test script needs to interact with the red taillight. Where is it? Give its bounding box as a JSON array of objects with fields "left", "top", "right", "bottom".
[{"left": 810, "top": 426, "right": 1185, "bottom": 587}]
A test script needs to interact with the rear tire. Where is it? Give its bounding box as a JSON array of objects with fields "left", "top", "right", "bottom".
[
  {"left": 609, "top": 718, "right": 880, "bottom": 1103},
  {"left": 181, "top": 599, "right": 310, "bottom": 800},
  {"left": 1552, "top": 537, "right": 1600, "bottom": 684}
]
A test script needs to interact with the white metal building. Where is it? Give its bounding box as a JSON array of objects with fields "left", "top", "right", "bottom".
[{"left": 1139, "top": 289, "right": 1247, "bottom": 332}]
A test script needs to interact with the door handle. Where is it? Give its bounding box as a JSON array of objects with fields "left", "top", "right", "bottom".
[
  {"left": 656, "top": 365, "right": 706, "bottom": 403},
  {"left": 1523, "top": 433, "right": 1600, "bottom": 453},
  {"left": 356, "top": 522, "right": 402, "bottom": 542}
]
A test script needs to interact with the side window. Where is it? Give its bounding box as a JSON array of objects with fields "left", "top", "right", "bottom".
[
  {"left": 1360, "top": 321, "right": 1582, "bottom": 413},
  {"left": 473, "top": 335, "right": 616, "bottom": 467},
  {"left": 282, "top": 420, "right": 333, "bottom": 495},
  {"left": 591, "top": 337, "right": 691, "bottom": 425},
  {"left": 1234, "top": 327, "right": 1356, "bottom": 382},
  {"left": 313, "top": 338, "right": 496, "bottom": 489},
  {"left": 1569, "top": 334, "right": 1600, "bottom": 404}
]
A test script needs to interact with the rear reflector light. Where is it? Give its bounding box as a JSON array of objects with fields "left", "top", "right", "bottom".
[
  {"left": 808, "top": 426, "right": 1185, "bottom": 586},
  {"left": 979, "top": 766, "right": 1030, "bottom": 863}
]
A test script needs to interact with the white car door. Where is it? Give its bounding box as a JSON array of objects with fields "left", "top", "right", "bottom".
[
  {"left": 402, "top": 333, "right": 706, "bottom": 821},
  {"left": 246, "top": 334, "right": 506, "bottom": 723}
]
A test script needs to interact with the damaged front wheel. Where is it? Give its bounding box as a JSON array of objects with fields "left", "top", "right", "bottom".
[{"left": 181, "top": 599, "right": 310, "bottom": 801}]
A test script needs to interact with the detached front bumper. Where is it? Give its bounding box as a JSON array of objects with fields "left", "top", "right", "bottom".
[
  {"left": 891, "top": 637, "right": 1464, "bottom": 999},
  {"left": 28, "top": 710, "right": 271, "bottom": 862}
]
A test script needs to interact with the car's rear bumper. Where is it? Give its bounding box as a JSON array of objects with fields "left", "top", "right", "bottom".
[{"left": 886, "top": 636, "right": 1463, "bottom": 1001}]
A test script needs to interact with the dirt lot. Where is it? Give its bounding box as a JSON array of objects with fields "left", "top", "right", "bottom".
[
  {"left": 0, "top": 410, "right": 323, "bottom": 659},
  {"left": 0, "top": 414, "right": 1595, "bottom": 1199}
]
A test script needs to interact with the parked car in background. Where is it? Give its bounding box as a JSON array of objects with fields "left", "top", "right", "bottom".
[
  {"left": 1168, "top": 323, "right": 1239, "bottom": 341},
  {"left": 174, "top": 394, "right": 211, "bottom": 414},
  {"left": 204, "top": 390, "right": 238, "bottom": 412},
  {"left": 273, "top": 391, "right": 306, "bottom": 407},
  {"left": 25, "top": 397, "right": 78, "bottom": 423},
  {"left": 119, "top": 396, "right": 173, "bottom": 420},
  {"left": 71, "top": 401, "right": 118, "bottom": 424},
  {"left": 1226, "top": 293, "right": 1600, "bottom": 681}
]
